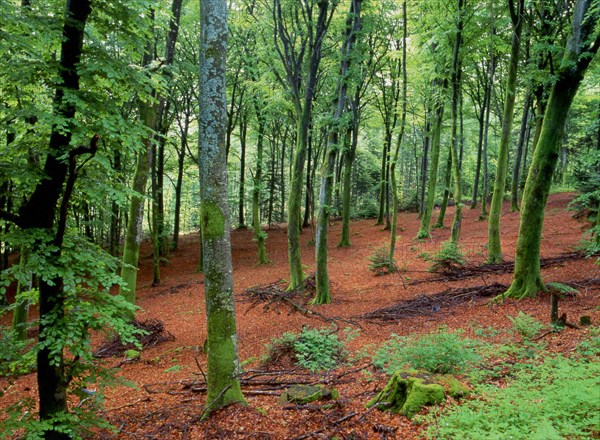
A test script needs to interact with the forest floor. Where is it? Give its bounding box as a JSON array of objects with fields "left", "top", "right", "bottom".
[{"left": 2, "top": 192, "right": 599, "bottom": 439}]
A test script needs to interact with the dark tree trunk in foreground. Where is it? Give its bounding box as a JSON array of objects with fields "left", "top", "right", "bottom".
[
  {"left": 199, "top": 0, "right": 245, "bottom": 416},
  {"left": 2, "top": 1, "right": 94, "bottom": 437},
  {"left": 504, "top": 0, "right": 599, "bottom": 299}
]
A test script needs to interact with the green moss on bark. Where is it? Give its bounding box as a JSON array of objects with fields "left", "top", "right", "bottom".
[{"left": 201, "top": 201, "right": 226, "bottom": 240}]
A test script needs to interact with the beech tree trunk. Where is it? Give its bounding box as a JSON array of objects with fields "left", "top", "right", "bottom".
[
  {"left": 504, "top": 0, "right": 599, "bottom": 299},
  {"left": 487, "top": 0, "right": 524, "bottom": 262},
  {"left": 314, "top": 0, "right": 361, "bottom": 305},
  {"left": 510, "top": 90, "right": 532, "bottom": 211},
  {"left": 417, "top": 91, "right": 444, "bottom": 239},
  {"left": 388, "top": 1, "right": 408, "bottom": 266},
  {"left": 199, "top": 0, "right": 245, "bottom": 415}
]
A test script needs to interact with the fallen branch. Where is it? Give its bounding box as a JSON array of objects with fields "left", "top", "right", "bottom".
[{"left": 361, "top": 283, "right": 507, "bottom": 322}]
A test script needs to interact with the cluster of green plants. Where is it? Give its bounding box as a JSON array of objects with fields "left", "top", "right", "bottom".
[
  {"left": 372, "top": 327, "right": 481, "bottom": 374},
  {"left": 423, "top": 352, "right": 600, "bottom": 439},
  {"left": 428, "top": 241, "right": 466, "bottom": 272},
  {"left": 368, "top": 246, "right": 398, "bottom": 275},
  {"left": 262, "top": 326, "right": 355, "bottom": 372}
]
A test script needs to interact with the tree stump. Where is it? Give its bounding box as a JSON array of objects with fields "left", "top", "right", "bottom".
[{"left": 367, "top": 370, "right": 468, "bottom": 418}]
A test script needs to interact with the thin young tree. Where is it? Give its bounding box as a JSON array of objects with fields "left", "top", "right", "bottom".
[
  {"left": 487, "top": 0, "right": 525, "bottom": 263},
  {"left": 313, "top": 0, "right": 361, "bottom": 305},
  {"left": 504, "top": 0, "right": 599, "bottom": 299},
  {"left": 271, "top": 0, "right": 335, "bottom": 289},
  {"left": 198, "top": 0, "right": 246, "bottom": 415},
  {"left": 388, "top": 0, "right": 408, "bottom": 267}
]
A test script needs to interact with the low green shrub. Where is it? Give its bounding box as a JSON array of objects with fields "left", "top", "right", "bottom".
[
  {"left": 424, "top": 355, "right": 600, "bottom": 439},
  {"left": 368, "top": 246, "right": 398, "bottom": 275},
  {"left": 263, "top": 326, "right": 347, "bottom": 372},
  {"left": 509, "top": 311, "right": 545, "bottom": 341},
  {"left": 429, "top": 241, "right": 465, "bottom": 272},
  {"left": 372, "top": 328, "right": 481, "bottom": 375}
]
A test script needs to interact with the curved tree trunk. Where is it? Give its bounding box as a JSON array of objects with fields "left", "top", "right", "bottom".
[{"left": 504, "top": 0, "right": 599, "bottom": 299}]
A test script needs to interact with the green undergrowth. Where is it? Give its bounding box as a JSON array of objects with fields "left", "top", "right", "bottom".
[
  {"left": 373, "top": 328, "right": 481, "bottom": 375},
  {"left": 422, "top": 354, "right": 600, "bottom": 439},
  {"left": 262, "top": 326, "right": 358, "bottom": 372},
  {"left": 419, "top": 326, "right": 600, "bottom": 439}
]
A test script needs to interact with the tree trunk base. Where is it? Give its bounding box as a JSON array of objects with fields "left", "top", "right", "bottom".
[{"left": 502, "top": 274, "right": 545, "bottom": 300}]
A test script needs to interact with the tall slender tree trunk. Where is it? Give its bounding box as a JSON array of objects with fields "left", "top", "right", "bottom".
[
  {"left": 14, "top": 1, "right": 93, "bottom": 435},
  {"left": 471, "top": 91, "right": 486, "bottom": 209},
  {"left": 449, "top": 0, "right": 464, "bottom": 244},
  {"left": 172, "top": 111, "right": 189, "bottom": 250},
  {"left": 435, "top": 149, "right": 452, "bottom": 228},
  {"left": 238, "top": 114, "right": 247, "bottom": 228},
  {"left": 199, "top": 0, "right": 245, "bottom": 416},
  {"left": 285, "top": 1, "right": 331, "bottom": 290},
  {"left": 418, "top": 114, "right": 430, "bottom": 217},
  {"left": 314, "top": 0, "right": 361, "bottom": 305},
  {"left": 338, "top": 122, "right": 357, "bottom": 247},
  {"left": 376, "top": 140, "right": 388, "bottom": 226},
  {"left": 252, "top": 108, "right": 269, "bottom": 264},
  {"left": 504, "top": 0, "right": 599, "bottom": 299},
  {"left": 150, "top": 140, "right": 161, "bottom": 286},
  {"left": 389, "top": 1, "right": 408, "bottom": 267},
  {"left": 417, "top": 90, "right": 444, "bottom": 239},
  {"left": 487, "top": 0, "right": 524, "bottom": 263},
  {"left": 119, "top": 88, "right": 156, "bottom": 307},
  {"left": 510, "top": 90, "right": 532, "bottom": 211}
]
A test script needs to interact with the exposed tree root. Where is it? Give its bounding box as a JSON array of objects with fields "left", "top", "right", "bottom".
[
  {"left": 361, "top": 283, "right": 507, "bottom": 322},
  {"left": 502, "top": 275, "right": 546, "bottom": 300}
]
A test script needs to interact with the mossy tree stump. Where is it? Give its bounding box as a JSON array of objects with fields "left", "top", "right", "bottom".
[{"left": 367, "top": 370, "right": 468, "bottom": 418}]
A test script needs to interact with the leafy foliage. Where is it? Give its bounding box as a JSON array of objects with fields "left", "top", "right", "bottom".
[
  {"left": 508, "top": 311, "right": 545, "bottom": 341},
  {"left": 429, "top": 241, "right": 466, "bottom": 272},
  {"left": 424, "top": 355, "right": 600, "bottom": 439},
  {"left": 263, "top": 326, "right": 348, "bottom": 372},
  {"left": 373, "top": 328, "right": 481, "bottom": 374},
  {"left": 368, "top": 246, "right": 398, "bottom": 275}
]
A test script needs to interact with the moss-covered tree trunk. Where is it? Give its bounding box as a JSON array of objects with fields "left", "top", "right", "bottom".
[
  {"left": 119, "top": 18, "right": 158, "bottom": 308},
  {"left": 338, "top": 120, "right": 357, "bottom": 248},
  {"left": 119, "top": 97, "right": 155, "bottom": 308},
  {"left": 505, "top": 0, "right": 599, "bottom": 299},
  {"left": 449, "top": 1, "right": 464, "bottom": 244},
  {"left": 252, "top": 108, "right": 269, "bottom": 264},
  {"left": 434, "top": 150, "right": 452, "bottom": 228},
  {"left": 389, "top": 0, "right": 408, "bottom": 266},
  {"left": 11, "top": 249, "right": 30, "bottom": 341},
  {"left": 199, "top": 0, "right": 245, "bottom": 415},
  {"left": 314, "top": 0, "right": 361, "bottom": 305},
  {"left": 417, "top": 94, "right": 444, "bottom": 239},
  {"left": 487, "top": 0, "right": 524, "bottom": 262},
  {"left": 510, "top": 89, "right": 532, "bottom": 212}
]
